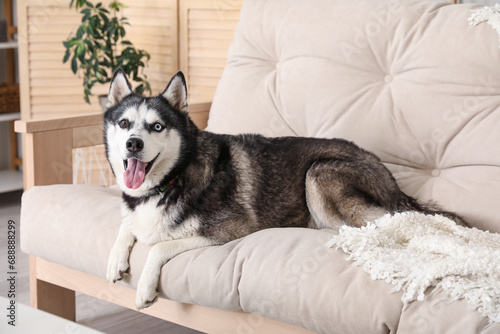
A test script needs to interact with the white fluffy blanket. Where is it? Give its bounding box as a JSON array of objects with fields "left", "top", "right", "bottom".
[{"left": 326, "top": 212, "right": 500, "bottom": 323}]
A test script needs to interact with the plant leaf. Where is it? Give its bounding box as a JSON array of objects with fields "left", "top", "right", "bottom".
[
  {"left": 76, "top": 25, "right": 85, "bottom": 39},
  {"left": 71, "top": 56, "right": 78, "bottom": 74},
  {"left": 63, "top": 49, "right": 71, "bottom": 63},
  {"left": 76, "top": 42, "right": 85, "bottom": 56}
]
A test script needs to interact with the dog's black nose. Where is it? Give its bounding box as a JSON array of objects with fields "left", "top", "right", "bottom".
[{"left": 126, "top": 138, "right": 144, "bottom": 153}]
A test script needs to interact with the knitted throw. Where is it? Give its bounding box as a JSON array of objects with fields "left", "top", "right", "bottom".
[{"left": 326, "top": 212, "right": 500, "bottom": 323}]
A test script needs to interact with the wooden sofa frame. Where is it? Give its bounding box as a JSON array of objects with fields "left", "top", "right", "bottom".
[{"left": 15, "top": 103, "right": 314, "bottom": 334}]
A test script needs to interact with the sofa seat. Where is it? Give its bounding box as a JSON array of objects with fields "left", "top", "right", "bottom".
[{"left": 21, "top": 184, "right": 497, "bottom": 333}]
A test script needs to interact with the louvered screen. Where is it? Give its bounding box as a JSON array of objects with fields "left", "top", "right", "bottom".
[
  {"left": 123, "top": 0, "right": 178, "bottom": 95},
  {"left": 19, "top": 0, "right": 178, "bottom": 119},
  {"left": 179, "top": 0, "right": 241, "bottom": 103}
]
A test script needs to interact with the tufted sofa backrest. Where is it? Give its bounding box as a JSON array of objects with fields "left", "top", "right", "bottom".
[{"left": 206, "top": 0, "right": 500, "bottom": 232}]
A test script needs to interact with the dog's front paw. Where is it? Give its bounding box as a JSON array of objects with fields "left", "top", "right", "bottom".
[
  {"left": 106, "top": 246, "right": 130, "bottom": 283},
  {"left": 135, "top": 275, "right": 160, "bottom": 310}
]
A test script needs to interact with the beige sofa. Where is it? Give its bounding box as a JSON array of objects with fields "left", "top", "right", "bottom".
[{"left": 18, "top": 0, "right": 500, "bottom": 333}]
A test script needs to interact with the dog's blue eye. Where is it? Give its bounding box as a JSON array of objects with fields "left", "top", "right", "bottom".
[
  {"left": 153, "top": 123, "right": 164, "bottom": 132},
  {"left": 119, "top": 119, "right": 129, "bottom": 129}
]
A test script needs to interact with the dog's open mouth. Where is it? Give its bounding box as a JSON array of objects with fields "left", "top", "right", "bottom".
[{"left": 123, "top": 154, "right": 159, "bottom": 189}]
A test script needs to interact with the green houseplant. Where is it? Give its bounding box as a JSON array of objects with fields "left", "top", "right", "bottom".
[{"left": 63, "top": 0, "right": 151, "bottom": 104}]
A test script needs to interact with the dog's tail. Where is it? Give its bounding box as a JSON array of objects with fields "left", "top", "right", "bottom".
[{"left": 396, "top": 194, "right": 469, "bottom": 227}]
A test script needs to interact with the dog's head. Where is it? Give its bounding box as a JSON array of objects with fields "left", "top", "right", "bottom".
[{"left": 104, "top": 69, "right": 193, "bottom": 197}]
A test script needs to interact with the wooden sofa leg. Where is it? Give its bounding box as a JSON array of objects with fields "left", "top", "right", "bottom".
[{"left": 30, "top": 256, "right": 76, "bottom": 321}]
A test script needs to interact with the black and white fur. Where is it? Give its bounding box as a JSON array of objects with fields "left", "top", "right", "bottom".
[{"left": 104, "top": 69, "right": 467, "bottom": 310}]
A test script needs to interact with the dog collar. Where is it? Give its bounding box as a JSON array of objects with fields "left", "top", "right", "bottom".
[{"left": 144, "top": 176, "right": 178, "bottom": 197}]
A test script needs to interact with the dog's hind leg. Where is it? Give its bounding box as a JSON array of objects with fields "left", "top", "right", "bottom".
[
  {"left": 305, "top": 160, "right": 390, "bottom": 229},
  {"left": 305, "top": 158, "right": 470, "bottom": 229}
]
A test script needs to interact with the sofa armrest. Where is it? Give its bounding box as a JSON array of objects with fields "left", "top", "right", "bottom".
[
  {"left": 15, "top": 113, "right": 103, "bottom": 134},
  {"left": 15, "top": 113, "right": 102, "bottom": 189}
]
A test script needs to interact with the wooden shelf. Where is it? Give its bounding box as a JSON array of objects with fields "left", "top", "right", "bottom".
[
  {"left": 0, "top": 169, "right": 23, "bottom": 193},
  {"left": 0, "top": 112, "right": 20, "bottom": 122},
  {"left": 0, "top": 41, "right": 18, "bottom": 50}
]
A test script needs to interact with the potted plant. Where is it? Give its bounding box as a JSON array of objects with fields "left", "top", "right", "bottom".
[{"left": 63, "top": 0, "right": 151, "bottom": 107}]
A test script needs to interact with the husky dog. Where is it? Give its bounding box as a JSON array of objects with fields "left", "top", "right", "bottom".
[{"left": 104, "top": 69, "right": 467, "bottom": 309}]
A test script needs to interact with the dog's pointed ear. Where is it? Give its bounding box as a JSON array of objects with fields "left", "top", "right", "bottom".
[
  {"left": 161, "top": 71, "right": 188, "bottom": 113},
  {"left": 107, "top": 68, "right": 133, "bottom": 108}
]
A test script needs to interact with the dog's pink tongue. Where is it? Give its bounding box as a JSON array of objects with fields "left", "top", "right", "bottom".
[{"left": 123, "top": 158, "right": 146, "bottom": 189}]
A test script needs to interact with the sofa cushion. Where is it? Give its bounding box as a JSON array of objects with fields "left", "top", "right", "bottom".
[
  {"left": 207, "top": 0, "right": 500, "bottom": 233},
  {"left": 20, "top": 185, "right": 498, "bottom": 333}
]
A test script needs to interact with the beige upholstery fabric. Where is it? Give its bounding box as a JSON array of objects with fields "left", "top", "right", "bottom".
[
  {"left": 20, "top": 185, "right": 498, "bottom": 333},
  {"left": 208, "top": 0, "right": 500, "bottom": 233}
]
